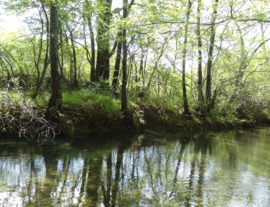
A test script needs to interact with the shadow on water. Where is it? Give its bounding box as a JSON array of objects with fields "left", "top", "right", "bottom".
[{"left": 0, "top": 128, "right": 270, "bottom": 206}]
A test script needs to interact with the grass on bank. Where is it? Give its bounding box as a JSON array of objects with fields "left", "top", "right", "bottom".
[
  {"left": 63, "top": 90, "right": 120, "bottom": 115},
  {"left": 4, "top": 86, "right": 270, "bottom": 127},
  {"left": 33, "top": 89, "right": 121, "bottom": 116}
]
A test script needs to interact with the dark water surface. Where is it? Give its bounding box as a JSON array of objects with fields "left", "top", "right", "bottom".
[{"left": 0, "top": 127, "right": 270, "bottom": 207}]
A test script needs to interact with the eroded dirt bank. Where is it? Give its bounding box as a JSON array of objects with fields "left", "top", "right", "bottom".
[{"left": 1, "top": 101, "right": 268, "bottom": 139}]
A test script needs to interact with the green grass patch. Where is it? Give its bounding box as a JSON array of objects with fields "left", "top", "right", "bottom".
[
  {"left": 63, "top": 90, "right": 83, "bottom": 105},
  {"left": 63, "top": 90, "right": 120, "bottom": 116},
  {"left": 85, "top": 92, "right": 120, "bottom": 116}
]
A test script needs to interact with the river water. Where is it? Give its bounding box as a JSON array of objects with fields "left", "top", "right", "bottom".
[{"left": 0, "top": 127, "right": 270, "bottom": 207}]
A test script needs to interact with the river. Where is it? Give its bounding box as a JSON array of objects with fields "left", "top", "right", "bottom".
[{"left": 0, "top": 127, "right": 270, "bottom": 206}]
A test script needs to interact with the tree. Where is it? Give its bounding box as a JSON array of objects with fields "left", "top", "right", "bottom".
[
  {"left": 181, "top": 0, "right": 192, "bottom": 115},
  {"left": 112, "top": 31, "right": 122, "bottom": 90},
  {"left": 95, "top": 0, "right": 112, "bottom": 82},
  {"left": 121, "top": 0, "right": 134, "bottom": 110},
  {"left": 31, "top": 1, "right": 50, "bottom": 98},
  {"left": 205, "top": 0, "right": 219, "bottom": 114},
  {"left": 197, "top": 0, "right": 204, "bottom": 104},
  {"left": 47, "top": 0, "right": 62, "bottom": 115},
  {"left": 84, "top": 0, "right": 96, "bottom": 82},
  {"left": 121, "top": 0, "right": 128, "bottom": 110}
]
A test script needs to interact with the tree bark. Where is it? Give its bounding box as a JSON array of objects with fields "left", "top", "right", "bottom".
[
  {"left": 95, "top": 0, "right": 112, "bottom": 82},
  {"left": 69, "top": 29, "right": 78, "bottom": 88},
  {"left": 182, "top": 0, "right": 192, "bottom": 115},
  {"left": 88, "top": 16, "right": 96, "bottom": 82},
  {"left": 197, "top": 0, "right": 204, "bottom": 103},
  {"left": 205, "top": 0, "right": 219, "bottom": 113},
  {"left": 121, "top": 0, "right": 128, "bottom": 110},
  {"left": 59, "top": 21, "right": 64, "bottom": 79},
  {"left": 85, "top": 0, "right": 96, "bottom": 82},
  {"left": 112, "top": 33, "right": 122, "bottom": 89},
  {"left": 32, "top": 2, "right": 50, "bottom": 98},
  {"left": 47, "top": 0, "right": 62, "bottom": 115}
]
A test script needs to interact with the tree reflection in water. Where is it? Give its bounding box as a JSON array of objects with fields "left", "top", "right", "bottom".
[{"left": 0, "top": 128, "right": 270, "bottom": 206}]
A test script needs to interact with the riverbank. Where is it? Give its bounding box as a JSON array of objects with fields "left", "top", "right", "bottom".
[
  {"left": 59, "top": 102, "right": 263, "bottom": 136},
  {"left": 1, "top": 90, "right": 270, "bottom": 139}
]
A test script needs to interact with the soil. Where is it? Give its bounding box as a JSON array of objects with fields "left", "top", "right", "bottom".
[
  {"left": 58, "top": 102, "right": 262, "bottom": 137},
  {"left": 1, "top": 101, "right": 267, "bottom": 139}
]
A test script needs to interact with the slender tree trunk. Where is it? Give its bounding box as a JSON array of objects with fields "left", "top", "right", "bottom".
[
  {"left": 32, "top": 2, "right": 50, "bottom": 98},
  {"left": 33, "top": 9, "right": 44, "bottom": 98},
  {"left": 95, "top": 50, "right": 101, "bottom": 81},
  {"left": 70, "top": 30, "right": 78, "bottom": 88},
  {"left": 66, "top": 38, "right": 74, "bottom": 87},
  {"left": 205, "top": 0, "right": 219, "bottom": 113},
  {"left": 38, "top": 1, "right": 50, "bottom": 90},
  {"left": 59, "top": 21, "right": 64, "bottom": 79},
  {"left": 138, "top": 53, "right": 144, "bottom": 98},
  {"left": 47, "top": 0, "right": 62, "bottom": 115},
  {"left": 112, "top": 33, "right": 122, "bottom": 89},
  {"left": 127, "top": 54, "right": 134, "bottom": 94},
  {"left": 88, "top": 16, "right": 96, "bottom": 82},
  {"left": 182, "top": 0, "right": 192, "bottom": 115},
  {"left": 84, "top": 0, "right": 96, "bottom": 82},
  {"left": 121, "top": 0, "right": 128, "bottom": 110},
  {"left": 235, "top": 22, "right": 245, "bottom": 87},
  {"left": 197, "top": 0, "right": 204, "bottom": 103}
]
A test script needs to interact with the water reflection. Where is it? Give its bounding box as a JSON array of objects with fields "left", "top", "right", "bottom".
[{"left": 0, "top": 128, "right": 270, "bottom": 206}]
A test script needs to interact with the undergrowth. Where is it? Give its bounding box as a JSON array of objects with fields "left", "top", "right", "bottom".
[
  {"left": 62, "top": 90, "right": 120, "bottom": 115},
  {"left": 0, "top": 90, "right": 57, "bottom": 140}
]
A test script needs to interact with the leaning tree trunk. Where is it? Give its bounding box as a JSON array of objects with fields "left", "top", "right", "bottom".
[
  {"left": 47, "top": 0, "right": 62, "bottom": 115},
  {"left": 69, "top": 29, "right": 78, "bottom": 89}
]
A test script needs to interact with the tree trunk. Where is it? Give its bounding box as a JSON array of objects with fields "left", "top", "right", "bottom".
[
  {"left": 197, "top": 0, "right": 204, "bottom": 103},
  {"left": 69, "top": 29, "right": 78, "bottom": 88},
  {"left": 205, "top": 0, "right": 219, "bottom": 113},
  {"left": 47, "top": 0, "right": 62, "bottom": 115},
  {"left": 112, "top": 33, "right": 122, "bottom": 89},
  {"left": 32, "top": 2, "right": 50, "bottom": 99},
  {"left": 138, "top": 53, "right": 144, "bottom": 98},
  {"left": 84, "top": 0, "right": 96, "bottom": 82},
  {"left": 121, "top": 0, "right": 128, "bottom": 111},
  {"left": 95, "top": 0, "right": 112, "bottom": 82},
  {"left": 59, "top": 21, "right": 64, "bottom": 79},
  {"left": 88, "top": 16, "right": 96, "bottom": 82},
  {"left": 182, "top": 0, "right": 192, "bottom": 115}
]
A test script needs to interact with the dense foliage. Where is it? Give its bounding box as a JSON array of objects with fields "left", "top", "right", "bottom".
[{"left": 0, "top": 0, "right": 270, "bottom": 129}]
